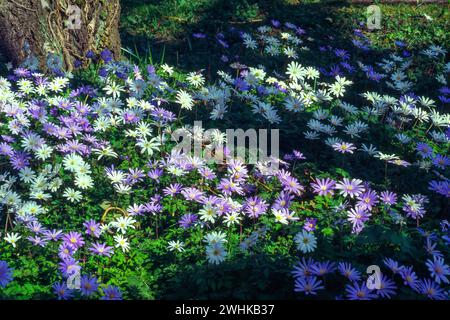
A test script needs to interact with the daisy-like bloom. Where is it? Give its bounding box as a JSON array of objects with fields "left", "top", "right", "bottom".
[
  {"left": 111, "top": 216, "right": 136, "bottom": 234},
  {"left": 53, "top": 282, "right": 74, "bottom": 300},
  {"left": 101, "top": 285, "right": 123, "bottom": 300},
  {"left": 272, "top": 208, "right": 289, "bottom": 224},
  {"left": 27, "top": 236, "right": 48, "bottom": 247},
  {"left": 286, "top": 61, "right": 306, "bottom": 81},
  {"left": 148, "top": 168, "right": 163, "bottom": 182},
  {"left": 168, "top": 240, "right": 185, "bottom": 252},
  {"left": 80, "top": 275, "right": 99, "bottom": 297},
  {"left": 400, "top": 266, "right": 419, "bottom": 291},
  {"left": 303, "top": 218, "right": 317, "bottom": 232},
  {"left": 199, "top": 204, "right": 218, "bottom": 223},
  {"left": 432, "top": 154, "right": 450, "bottom": 169},
  {"left": 311, "top": 178, "right": 336, "bottom": 196},
  {"left": 272, "top": 191, "right": 293, "bottom": 210},
  {"left": 62, "top": 187, "right": 82, "bottom": 203},
  {"left": 126, "top": 168, "right": 146, "bottom": 184},
  {"left": 425, "top": 256, "right": 450, "bottom": 284},
  {"left": 0, "top": 261, "right": 13, "bottom": 287},
  {"left": 217, "top": 178, "right": 244, "bottom": 196},
  {"left": 417, "top": 279, "right": 447, "bottom": 300},
  {"left": 402, "top": 194, "right": 427, "bottom": 220},
  {"left": 292, "top": 258, "right": 317, "bottom": 278},
  {"left": 279, "top": 175, "right": 304, "bottom": 196},
  {"left": 338, "top": 262, "right": 361, "bottom": 281},
  {"left": 376, "top": 274, "right": 397, "bottom": 299},
  {"left": 0, "top": 142, "right": 14, "bottom": 157},
  {"left": 332, "top": 142, "right": 356, "bottom": 154},
  {"left": 103, "top": 81, "right": 124, "bottom": 99},
  {"left": 113, "top": 234, "right": 130, "bottom": 253},
  {"left": 311, "top": 261, "right": 336, "bottom": 277},
  {"left": 383, "top": 258, "right": 404, "bottom": 274},
  {"left": 151, "top": 107, "right": 176, "bottom": 123},
  {"left": 4, "top": 232, "right": 21, "bottom": 248},
  {"left": 178, "top": 213, "right": 198, "bottom": 229},
  {"left": 292, "top": 150, "right": 306, "bottom": 160},
  {"left": 347, "top": 206, "right": 371, "bottom": 233},
  {"left": 416, "top": 142, "right": 434, "bottom": 158},
  {"left": 176, "top": 90, "right": 194, "bottom": 110},
  {"left": 75, "top": 174, "right": 94, "bottom": 190},
  {"left": 198, "top": 167, "right": 217, "bottom": 180},
  {"left": 42, "top": 229, "right": 63, "bottom": 241},
  {"left": 186, "top": 72, "right": 205, "bottom": 88},
  {"left": 294, "top": 230, "right": 317, "bottom": 253},
  {"left": 428, "top": 180, "right": 450, "bottom": 198},
  {"left": 181, "top": 187, "right": 205, "bottom": 202},
  {"left": 243, "top": 196, "right": 267, "bottom": 217},
  {"left": 336, "top": 178, "right": 365, "bottom": 198},
  {"left": 89, "top": 242, "right": 114, "bottom": 257},
  {"left": 136, "top": 137, "right": 160, "bottom": 156},
  {"left": 294, "top": 276, "right": 324, "bottom": 295},
  {"left": 161, "top": 63, "right": 174, "bottom": 75},
  {"left": 58, "top": 243, "right": 75, "bottom": 260},
  {"left": 345, "top": 281, "right": 378, "bottom": 300},
  {"left": 356, "top": 190, "right": 379, "bottom": 211},
  {"left": 379, "top": 191, "right": 397, "bottom": 206},
  {"left": 83, "top": 219, "right": 101, "bottom": 238},
  {"left": 206, "top": 243, "right": 227, "bottom": 265},
  {"left": 63, "top": 231, "right": 85, "bottom": 249},
  {"left": 27, "top": 221, "right": 44, "bottom": 234},
  {"left": 223, "top": 212, "right": 242, "bottom": 227},
  {"left": 114, "top": 183, "right": 131, "bottom": 194},
  {"left": 127, "top": 204, "right": 146, "bottom": 216},
  {"left": 163, "top": 183, "right": 183, "bottom": 196},
  {"left": 203, "top": 231, "right": 227, "bottom": 246}
]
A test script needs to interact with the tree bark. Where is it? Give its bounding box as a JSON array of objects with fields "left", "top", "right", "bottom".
[{"left": 0, "top": 0, "right": 121, "bottom": 71}]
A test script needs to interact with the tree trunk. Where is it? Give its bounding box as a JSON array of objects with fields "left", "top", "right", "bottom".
[{"left": 0, "top": 0, "right": 121, "bottom": 71}]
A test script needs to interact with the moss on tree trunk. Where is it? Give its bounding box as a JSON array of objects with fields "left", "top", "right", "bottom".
[{"left": 0, "top": 0, "right": 121, "bottom": 71}]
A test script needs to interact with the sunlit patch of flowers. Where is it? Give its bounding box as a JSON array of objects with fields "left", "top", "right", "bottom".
[{"left": 0, "top": 16, "right": 449, "bottom": 300}]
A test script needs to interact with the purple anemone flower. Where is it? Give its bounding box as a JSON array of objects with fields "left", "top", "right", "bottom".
[
  {"left": 163, "top": 183, "right": 183, "bottom": 196},
  {"left": 63, "top": 231, "right": 85, "bottom": 249},
  {"left": 338, "top": 262, "right": 361, "bottom": 281},
  {"left": 417, "top": 279, "right": 447, "bottom": 300},
  {"left": 400, "top": 266, "right": 419, "bottom": 291},
  {"left": 383, "top": 258, "right": 404, "bottom": 274},
  {"left": 89, "top": 242, "right": 114, "bottom": 257},
  {"left": 379, "top": 191, "right": 397, "bottom": 206},
  {"left": 0, "top": 261, "right": 13, "bottom": 287},
  {"left": 416, "top": 142, "right": 434, "bottom": 158},
  {"left": 292, "top": 258, "right": 317, "bottom": 278},
  {"left": 347, "top": 206, "right": 371, "bottom": 232},
  {"left": 311, "top": 261, "right": 336, "bottom": 277},
  {"left": 345, "top": 281, "right": 377, "bottom": 300},
  {"left": 425, "top": 256, "right": 450, "bottom": 284},
  {"left": 432, "top": 154, "right": 449, "bottom": 170},
  {"left": 311, "top": 178, "right": 336, "bottom": 196},
  {"left": 336, "top": 178, "right": 365, "bottom": 198},
  {"left": 357, "top": 190, "right": 378, "bottom": 211},
  {"left": 80, "top": 275, "right": 99, "bottom": 297},
  {"left": 83, "top": 220, "right": 101, "bottom": 238},
  {"left": 101, "top": 285, "right": 122, "bottom": 300},
  {"left": 376, "top": 274, "right": 397, "bottom": 299},
  {"left": 178, "top": 213, "right": 198, "bottom": 229},
  {"left": 53, "top": 282, "right": 74, "bottom": 300},
  {"left": 294, "top": 276, "right": 324, "bottom": 295},
  {"left": 303, "top": 218, "right": 317, "bottom": 232}
]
